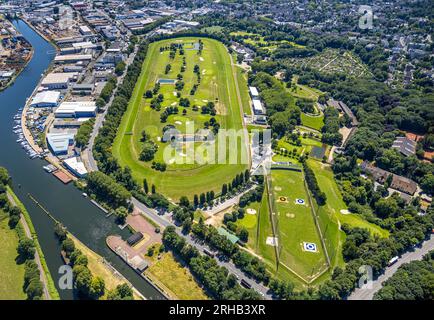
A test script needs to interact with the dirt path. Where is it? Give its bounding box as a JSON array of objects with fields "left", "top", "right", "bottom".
[{"left": 7, "top": 192, "right": 51, "bottom": 300}]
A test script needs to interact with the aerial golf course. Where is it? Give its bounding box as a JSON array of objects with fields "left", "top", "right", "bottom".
[{"left": 113, "top": 37, "right": 248, "bottom": 201}]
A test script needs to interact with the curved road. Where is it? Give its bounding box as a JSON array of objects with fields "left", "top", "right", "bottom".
[{"left": 348, "top": 234, "right": 434, "bottom": 300}]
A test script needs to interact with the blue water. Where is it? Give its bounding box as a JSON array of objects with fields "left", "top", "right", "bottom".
[{"left": 158, "top": 78, "right": 176, "bottom": 84}]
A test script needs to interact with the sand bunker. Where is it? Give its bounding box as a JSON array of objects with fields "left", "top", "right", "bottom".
[
  {"left": 274, "top": 186, "right": 282, "bottom": 191},
  {"left": 199, "top": 57, "right": 204, "bottom": 61},
  {"left": 340, "top": 209, "right": 350, "bottom": 215},
  {"left": 246, "top": 208, "right": 257, "bottom": 215},
  {"left": 266, "top": 237, "right": 278, "bottom": 247},
  {"left": 175, "top": 121, "right": 182, "bottom": 125}
]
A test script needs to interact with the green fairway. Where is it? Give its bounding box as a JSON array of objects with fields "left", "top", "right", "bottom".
[
  {"left": 308, "top": 160, "right": 389, "bottom": 239},
  {"left": 0, "top": 210, "right": 26, "bottom": 300},
  {"left": 269, "top": 169, "right": 329, "bottom": 282},
  {"left": 113, "top": 37, "right": 248, "bottom": 200},
  {"left": 289, "top": 77, "right": 324, "bottom": 101},
  {"left": 236, "top": 66, "right": 252, "bottom": 115},
  {"left": 301, "top": 113, "right": 324, "bottom": 131},
  {"left": 275, "top": 136, "right": 323, "bottom": 163}
]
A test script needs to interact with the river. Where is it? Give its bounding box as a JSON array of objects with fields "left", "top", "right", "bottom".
[{"left": 0, "top": 19, "right": 164, "bottom": 300}]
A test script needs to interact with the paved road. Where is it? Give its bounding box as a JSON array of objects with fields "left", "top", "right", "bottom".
[
  {"left": 202, "top": 184, "right": 256, "bottom": 216},
  {"left": 83, "top": 45, "right": 138, "bottom": 172},
  {"left": 348, "top": 234, "right": 434, "bottom": 300},
  {"left": 132, "top": 198, "right": 273, "bottom": 299}
]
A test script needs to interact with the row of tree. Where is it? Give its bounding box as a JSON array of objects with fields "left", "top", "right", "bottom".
[
  {"left": 55, "top": 223, "right": 134, "bottom": 300},
  {"left": 75, "top": 118, "right": 95, "bottom": 149},
  {"left": 0, "top": 167, "right": 44, "bottom": 300},
  {"left": 163, "top": 226, "right": 262, "bottom": 300},
  {"left": 302, "top": 161, "right": 327, "bottom": 206}
]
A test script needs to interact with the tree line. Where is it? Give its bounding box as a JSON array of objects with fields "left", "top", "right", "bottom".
[
  {"left": 54, "top": 223, "right": 134, "bottom": 300},
  {"left": 0, "top": 167, "right": 44, "bottom": 300},
  {"left": 162, "top": 226, "right": 262, "bottom": 300}
]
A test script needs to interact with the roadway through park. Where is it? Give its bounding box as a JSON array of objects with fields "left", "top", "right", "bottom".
[{"left": 348, "top": 234, "right": 434, "bottom": 300}]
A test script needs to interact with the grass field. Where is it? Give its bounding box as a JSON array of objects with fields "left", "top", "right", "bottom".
[
  {"left": 230, "top": 31, "right": 305, "bottom": 52},
  {"left": 236, "top": 178, "right": 330, "bottom": 289},
  {"left": 113, "top": 37, "right": 248, "bottom": 201},
  {"left": 275, "top": 136, "right": 323, "bottom": 163},
  {"left": 308, "top": 160, "right": 389, "bottom": 238},
  {"left": 0, "top": 210, "right": 26, "bottom": 300},
  {"left": 288, "top": 76, "right": 325, "bottom": 131},
  {"left": 300, "top": 113, "right": 324, "bottom": 131},
  {"left": 145, "top": 246, "right": 208, "bottom": 300},
  {"left": 236, "top": 66, "right": 252, "bottom": 115},
  {"left": 269, "top": 169, "right": 329, "bottom": 282},
  {"left": 70, "top": 234, "right": 143, "bottom": 300}
]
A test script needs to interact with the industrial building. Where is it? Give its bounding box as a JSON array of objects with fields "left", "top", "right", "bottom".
[
  {"left": 30, "top": 91, "right": 61, "bottom": 108},
  {"left": 392, "top": 136, "right": 417, "bottom": 157},
  {"left": 54, "top": 54, "right": 93, "bottom": 64},
  {"left": 54, "top": 101, "right": 97, "bottom": 118},
  {"left": 63, "top": 157, "right": 88, "bottom": 178},
  {"left": 252, "top": 99, "right": 265, "bottom": 115},
  {"left": 41, "top": 72, "right": 78, "bottom": 89},
  {"left": 72, "top": 83, "right": 94, "bottom": 95},
  {"left": 79, "top": 25, "right": 92, "bottom": 36},
  {"left": 249, "top": 86, "right": 259, "bottom": 99},
  {"left": 46, "top": 132, "right": 75, "bottom": 155}
]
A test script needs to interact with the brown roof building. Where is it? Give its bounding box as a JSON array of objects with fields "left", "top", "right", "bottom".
[{"left": 360, "top": 161, "right": 418, "bottom": 195}]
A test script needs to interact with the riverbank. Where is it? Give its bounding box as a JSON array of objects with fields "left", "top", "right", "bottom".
[
  {"left": 20, "top": 16, "right": 59, "bottom": 50},
  {"left": 16, "top": 20, "right": 77, "bottom": 182},
  {"left": 0, "top": 18, "right": 34, "bottom": 93},
  {"left": 7, "top": 186, "right": 60, "bottom": 300}
]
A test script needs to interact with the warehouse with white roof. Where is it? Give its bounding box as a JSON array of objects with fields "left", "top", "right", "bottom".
[
  {"left": 41, "top": 72, "right": 78, "bottom": 89},
  {"left": 252, "top": 99, "right": 265, "bottom": 115},
  {"left": 54, "top": 101, "right": 97, "bottom": 118},
  {"left": 249, "top": 86, "right": 259, "bottom": 98},
  {"left": 63, "top": 157, "right": 88, "bottom": 178},
  {"left": 54, "top": 54, "right": 93, "bottom": 64},
  {"left": 30, "top": 91, "right": 61, "bottom": 108}
]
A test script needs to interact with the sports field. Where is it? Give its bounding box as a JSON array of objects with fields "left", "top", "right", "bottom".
[
  {"left": 268, "top": 168, "right": 329, "bottom": 282},
  {"left": 113, "top": 38, "right": 248, "bottom": 200}
]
